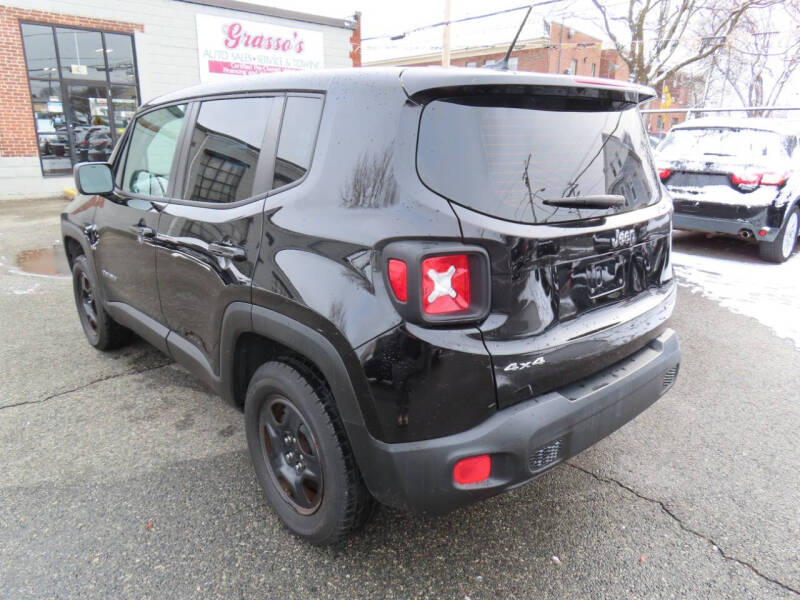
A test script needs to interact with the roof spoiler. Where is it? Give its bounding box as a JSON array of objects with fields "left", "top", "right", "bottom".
[{"left": 400, "top": 69, "right": 656, "bottom": 105}]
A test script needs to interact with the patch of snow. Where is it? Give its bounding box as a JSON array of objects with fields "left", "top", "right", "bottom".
[
  {"left": 2, "top": 282, "right": 41, "bottom": 296},
  {"left": 673, "top": 250, "right": 800, "bottom": 350}
]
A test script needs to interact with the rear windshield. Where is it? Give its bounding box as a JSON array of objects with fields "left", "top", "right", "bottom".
[
  {"left": 657, "top": 127, "right": 789, "bottom": 161},
  {"left": 417, "top": 95, "right": 659, "bottom": 224}
]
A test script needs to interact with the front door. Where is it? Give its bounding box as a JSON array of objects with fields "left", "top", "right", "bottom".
[
  {"left": 156, "top": 96, "right": 280, "bottom": 377},
  {"left": 64, "top": 83, "right": 111, "bottom": 164},
  {"left": 93, "top": 103, "right": 188, "bottom": 325}
]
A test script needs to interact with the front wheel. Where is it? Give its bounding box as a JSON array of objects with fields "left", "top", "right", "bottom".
[
  {"left": 759, "top": 208, "right": 799, "bottom": 263},
  {"left": 244, "top": 361, "right": 375, "bottom": 545},
  {"left": 71, "top": 255, "right": 131, "bottom": 350}
]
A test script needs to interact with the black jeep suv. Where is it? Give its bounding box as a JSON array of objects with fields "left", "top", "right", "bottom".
[{"left": 63, "top": 68, "right": 680, "bottom": 544}]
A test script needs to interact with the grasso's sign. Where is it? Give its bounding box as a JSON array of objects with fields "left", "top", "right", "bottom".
[{"left": 196, "top": 14, "right": 324, "bottom": 82}]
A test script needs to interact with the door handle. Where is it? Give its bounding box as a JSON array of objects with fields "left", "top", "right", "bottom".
[
  {"left": 208, "top": 241, "right": 246, "bottom": 261},
  {"left": 130, "top": 224, "right": 156, "bottom": 240}
]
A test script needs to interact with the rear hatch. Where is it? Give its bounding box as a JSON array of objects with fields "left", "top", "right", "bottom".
[
  {"left": 410, "top": 74, "right": 674, "bottom": 408},
  {"left": 656, "top": 126, "right": 793, "bottom": 212}
]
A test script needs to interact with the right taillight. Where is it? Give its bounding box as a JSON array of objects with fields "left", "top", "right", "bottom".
[{"left": 760, "top": 172, "right": 787, "bottom": 186}]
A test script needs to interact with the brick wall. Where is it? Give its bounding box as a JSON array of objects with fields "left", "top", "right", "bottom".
[
  {"left": 0, "top": 5, "right": 141, "bottom": 159},
  {"left": 599, "top": 49, "right": 629, "bottom": 81},
  {"left": 349, "top": 11, "right": 361, "bottom": 67},
  {"left": 386, "top": 23, "right": 608, "bottom": 79},
  {"left": 546, "top": 23, "right": 602, "bottom": 77}
]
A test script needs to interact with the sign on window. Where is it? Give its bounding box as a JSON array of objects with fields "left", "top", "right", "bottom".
[{"left": 195, "top": 14, "right": 324, "bottom": 83}]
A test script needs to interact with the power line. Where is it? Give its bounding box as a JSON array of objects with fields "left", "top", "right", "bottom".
[{"left": 362, "top": 0, "right": 568, "bottom": 42}]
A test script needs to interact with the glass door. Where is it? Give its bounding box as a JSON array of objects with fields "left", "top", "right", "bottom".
[{"left": 65, "top": 83, "right": 112, "bottom": 163}]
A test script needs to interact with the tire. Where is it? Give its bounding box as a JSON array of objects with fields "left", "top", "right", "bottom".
[
  {"left": 244, "top": 360, "right": 375, "bottom": 545},
  {"left": 71, "top": 255, "right": 132, "bottom": 350},
  {"left": 759, "top": 207, "right": 799, "bottom": 263}
]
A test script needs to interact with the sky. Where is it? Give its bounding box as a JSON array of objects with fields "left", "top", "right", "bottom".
[{"left": 253, "top": 0, "right": 799, "bottom": 104}]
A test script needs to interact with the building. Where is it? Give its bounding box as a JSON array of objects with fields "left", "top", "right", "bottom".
[
  {"left": 641, "top": 72, "right": 706, "bottom": 135},
  {"left": 0, "top": 1, "right": 361, "bottom": 199},
  {"left": 366, "top": 23, "right": 700, "bottom": 136},
  {"left": 366, "top": 23, "right": 605, "bottom": 78}
]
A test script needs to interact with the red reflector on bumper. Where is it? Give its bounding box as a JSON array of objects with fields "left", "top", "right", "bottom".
[{"left": 453, "top": 454, "right": 491, "bottom": 485}]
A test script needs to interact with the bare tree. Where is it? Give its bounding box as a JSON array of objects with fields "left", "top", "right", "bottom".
[
  {"left": 711, "top": 4, "right": 800, "bottom": 115},
  {"left": 590, "top": 0, "right": 781, "bottom": 87}
]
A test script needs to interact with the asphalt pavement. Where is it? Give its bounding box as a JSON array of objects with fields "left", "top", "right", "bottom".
[{"left": 1, "top": 198, "right": 798, "bottom": 599}]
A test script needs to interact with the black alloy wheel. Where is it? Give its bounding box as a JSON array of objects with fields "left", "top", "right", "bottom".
[
  {"left": 259, "top": 394, "right": 324, "bottom": 515},
  {"left": 244, "top": 361, "right": 375, "bottom": 544},
  {"left": 71, "top": 254, "right": 131, "bottom": 350},
  {"left": 78, "top": 271, "right": 100, "bottom": 341}
]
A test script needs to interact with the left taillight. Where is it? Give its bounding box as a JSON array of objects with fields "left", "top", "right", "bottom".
[
  {"left": 387, "top": 259, "right": 407, "bottom": 302},
  {"left": 383, "top": 242, "right": 490, "bottom": 325}
]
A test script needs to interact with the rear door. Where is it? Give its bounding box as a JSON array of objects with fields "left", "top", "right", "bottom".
[
  {"left": 155, "top": 94, "right": 282, "bottom": 381},
  {"left": 415, "top": 87, "right": 674, "bottom": 408}
]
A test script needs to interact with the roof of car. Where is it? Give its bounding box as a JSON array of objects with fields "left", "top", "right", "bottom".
[
  {"left": 672, "top": 116, "right": 800, "bottom": 135},
  {"left": 142, "top": 66, "right": 656, "bottom": 109}
]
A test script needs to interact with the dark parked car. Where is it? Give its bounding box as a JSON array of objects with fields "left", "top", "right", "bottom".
[
  {"left": 62, "top": 68, "right": 680, "bottom": 544},
  {"left": 87, "top": 128, "right": 113, "bottom": 162},
  {"left": 656, "top": 117, "right": 800, "bottom": 262}
]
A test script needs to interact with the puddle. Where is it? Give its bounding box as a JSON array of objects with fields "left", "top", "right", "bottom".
[{"left": 15, "top": 246, "right": 71, "bottom": 276}]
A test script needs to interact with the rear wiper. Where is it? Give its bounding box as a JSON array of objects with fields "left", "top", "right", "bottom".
[
  {"left": 542, "top": 195, "right": 625, "bottom": 209},
  {"left": 703, "top": 152, "right": 734, "bottom": 157}
]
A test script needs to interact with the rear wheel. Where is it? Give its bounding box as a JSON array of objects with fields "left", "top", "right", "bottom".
[
  {"left": 759, "top": 208, "right": 799, "bottom": 263},
  {"left": 71, "top": 255, "right": 131, "bottom": 350},
  {"left": 244, "top": 361, "right": 375, "bottom": 545}
]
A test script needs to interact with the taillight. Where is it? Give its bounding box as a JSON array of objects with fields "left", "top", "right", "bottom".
[
  {"left": 383, "top": 242, "right": 491, "bottom": 325},
  {"left": 421, "top": 254, "right": 470, "bottom": 314},
  {"left": 453, "top": 454, "right": 491, "bottom": 485},
  {"left": 761, "top": 172, "right": 787, "bottom": 186},
  {"left": 657, "top": 168, "right": 672, "bottom": 181},
  {"left": 387, "top": 259, "right": 407, "bottom": 302},
  {"left": 730, "top": 171, "right": 762, "bottom": 191}
]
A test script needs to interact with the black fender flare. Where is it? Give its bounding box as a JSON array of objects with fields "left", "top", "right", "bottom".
[
  {"left": 60, "top": 218, "right": 106, "bottom": 303},
  {"left": 218, "top": 302, "right": 390, "bottom": 494},
  {"left": 218, "top": 302, "right": 368, "bottom": 429}
]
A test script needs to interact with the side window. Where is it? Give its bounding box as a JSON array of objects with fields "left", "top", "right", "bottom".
[
  {"left": 182, "top": 97, "right": 276, "bottom": 203},
  {"left": 273, "top": 96, "right": 323, "bottom": 190},
  {"left": 122, "top": 104, "right": 187, "bottom": 197}
]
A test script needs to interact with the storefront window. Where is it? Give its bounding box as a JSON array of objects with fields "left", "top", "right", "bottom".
[
  {"left": 56, "top": 28, "right": 106, "bottom": 82},
  {"left": 105, "top": 34, "right": 137, "bottom": 85},
  {"left": 20, "top": 23, "right": 140, "bottom": 176},
  {"left": 21, "top": 23, "right": 57, "bottom": 78}
]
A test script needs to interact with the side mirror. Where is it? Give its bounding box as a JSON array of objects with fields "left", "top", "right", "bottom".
[{"left": 74, "top": 162, "right": 114, "bottom": 195}]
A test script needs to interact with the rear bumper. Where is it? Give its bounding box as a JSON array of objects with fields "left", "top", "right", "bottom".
[
  {"left": 672, "top": 202, "right": 779, "bottom": 241},
  {"left": 350, "top": 329, "right": 680, "bottom": 513}
]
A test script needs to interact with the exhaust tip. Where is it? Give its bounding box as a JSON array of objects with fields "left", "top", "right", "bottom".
[{"left": 738, "top": 229, "right": 754, "bottom": 240}]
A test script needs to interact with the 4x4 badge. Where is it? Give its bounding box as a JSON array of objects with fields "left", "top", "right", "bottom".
[{"left": 503, "top": 357, "right": 546, "bottom": 371}]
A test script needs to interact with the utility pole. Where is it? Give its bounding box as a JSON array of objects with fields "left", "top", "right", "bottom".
[{"left": 442, "top": 0, "right": 451, "bottom": 66}]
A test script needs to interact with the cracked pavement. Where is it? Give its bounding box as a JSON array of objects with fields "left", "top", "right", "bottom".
[{"left": 1, "top": 198, "right": 799, "bottom": 599}]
